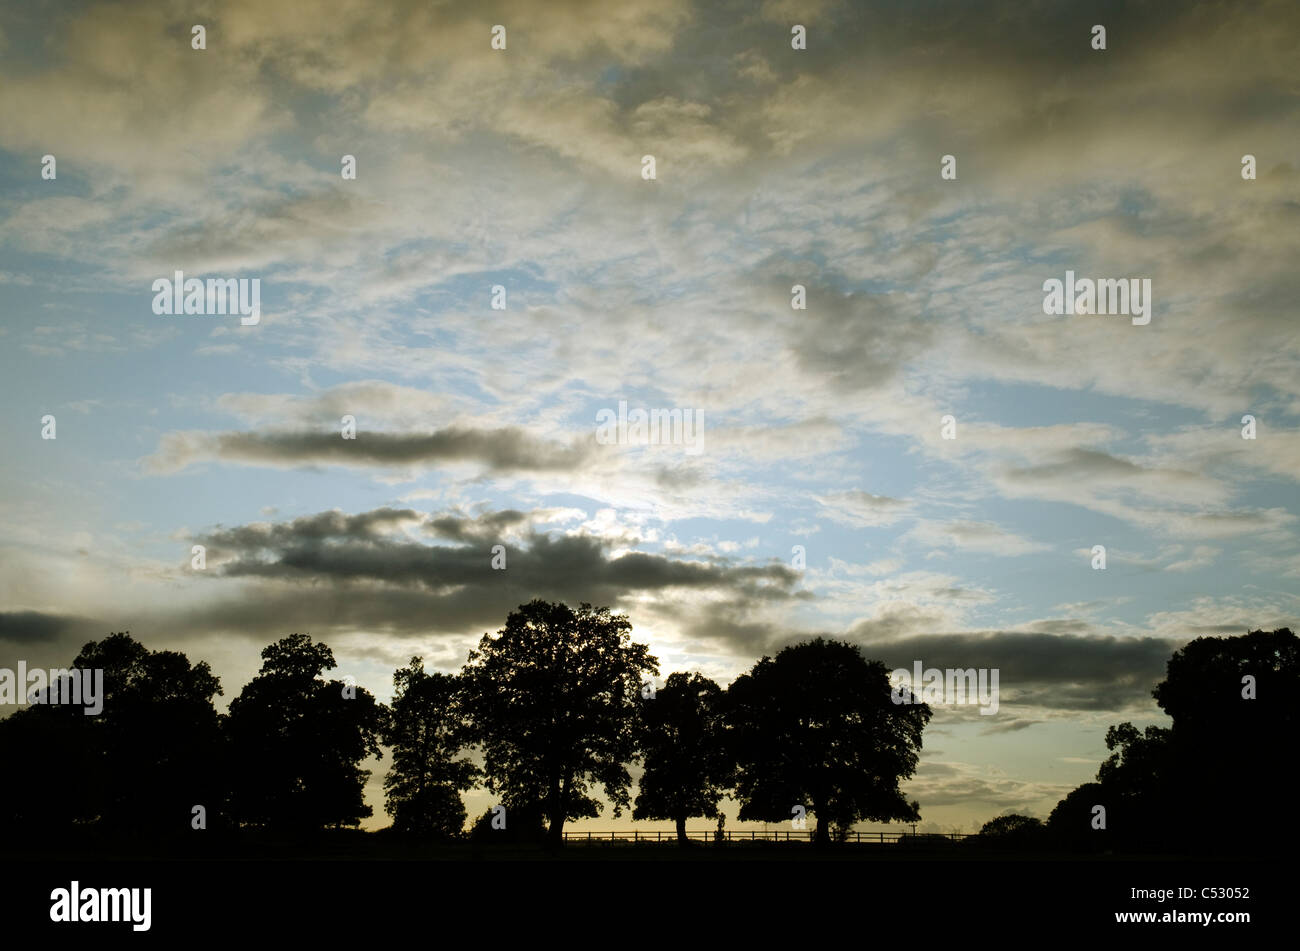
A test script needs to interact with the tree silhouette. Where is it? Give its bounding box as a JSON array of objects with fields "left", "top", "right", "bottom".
[
  {"left": 726, "top": 638, "right": 931, "bottom": 845},
  {"left": 975, "top": 813, "right": 1047, "bottom": 850},
  {"left": 1095, "top": 722, "right": 1175, "bottom": 850},
  {"left": 1046, "top": 782, "right": 1106, "bottom": 852},
  {"left": 632, "top": 672, "right": 732, "bottom": 844},
  {"left": 460, "top": 600, "right": 658, "bottom": 847},
  {"left": 468, "top": 802, "right": 548, "bottom": 843},
  {"left": 382, "top": 657, "right": 477, "bottom": 840},
  {"left": 226, "top": 633, "right": 384, "bottom": 833},
  {"left": 0, "top": 695, "right": 93, "bottom": 835},
  {"left": 1051, "top": 628, "right": 1300, "bottom": 853},
  {"left": 1152, "top": 627, "right": 1298, "bottom": 852},
  {"left": 0, "top": 632, "right": 224, "bottom": 838}
]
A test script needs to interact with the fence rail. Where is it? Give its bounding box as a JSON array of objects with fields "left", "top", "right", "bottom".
[{"left": 561, "top": 830, "right": 970, "bottom": 844}]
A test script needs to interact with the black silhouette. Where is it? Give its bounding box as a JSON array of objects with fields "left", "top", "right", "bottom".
[
  {"left": 1050, "top": 627, "right": 1299, "bottom": 854},
  {"left": 468, "top": 802, "right": 547, "bottom": 843},
  {"left": 3, "top": 614, "right": 1294, "bottom": 860},
  {"left": 0, "top": 632, "right": 223, "bottom": 839},
  {"left": 226, "top": 633, "right": 384, "bottom": 833},
  {"left": 382, "top": 657, "right": 477, "bottom": 840},
  {"left": 458, "top": 599, "right": 658, "bottom": 847},
  {"left": 632, "top": 672, "right": 731, "bottom": 844},
  {"left": 725, "top": 637, "right": 931, "bottom": 845},
  {"left": 1046, "top": 782, "right": 1106, "bottom": 852},
  {"left": 973, "top": 813, "right": 1047, "bottom": 850}
]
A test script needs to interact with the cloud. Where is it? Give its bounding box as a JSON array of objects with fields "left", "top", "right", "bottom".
[
  {"left": 180, "top": 506, "right": 804, "bottom": 646},
  {"left": 904, "top": 520, "right": 1050, "bottom": 556},
  {"left": 0, "top": 610, "right": 102, "bottom": 645},
  {"left": 854, "top": 630, "right": 1182, "bottom": 713},
  {"left": 144, "top": 427, "right": 594, "bottom": 474},
  {"left": 904, "top": 758, "right": 1072, "bottom": 816},
  {"left": 980, "top": 719, "right": 1041, "bottom": 736},
  {"left": 813, "top": 490, "right": 911, "bottom": 528}
]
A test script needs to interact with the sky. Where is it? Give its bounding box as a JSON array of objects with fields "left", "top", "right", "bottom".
[{"left": 1, "top": 0, "right": 1297, "bottom": 835}]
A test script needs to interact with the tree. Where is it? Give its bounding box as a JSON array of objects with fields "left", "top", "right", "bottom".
[
  {"left": 468, "top": 803, "right": 547, "bottom": 843},
  {"left": 226, "top": 633, "right": 384, "bottom": 833},
  {"left": 382, "top": 657, "right": 477, "bottom": 840},
  {"left": 726, "top": 638, "right": 931, "bottom": 845},
  {"left": 1095, "top": 721, "right": 1176, "bottom": 850},
  {"left": 1052, "top": 628, "right": 1300, "bottom": 854},
  {"left": 75, "top": 633, "right": 227, "bottom": 835},
  {"left": 632, "top": 672, "right": 731, "bottom": 844},
  {"left": 0, "top": 697, "right": 94, "bottom": 836},
  {"left": 1046, "top": 782, "right": 1107, "bottom": 852},
  {"left": 0, "top": 632, "right": 225, "bottom": 838},
  {"left": 1150, "top": 627, "right": 1299, "bottom": 852},
  {"left": 460, "top": 600, "right": 659, "bottom": 847},
  {"left": 974, "top": 813, "right": 1047, "bottom": 850}
]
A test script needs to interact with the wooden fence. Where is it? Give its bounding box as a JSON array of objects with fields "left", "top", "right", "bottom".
[{"left": 561, "top": 830, "right": 970, "bottom": 844}]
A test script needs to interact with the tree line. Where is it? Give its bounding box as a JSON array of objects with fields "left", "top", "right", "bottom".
[
  {"left": 0, "top": 599, "right": 930, "bottom": 848},
  {"left": 971, "top": 627, "right": 1298, "bottom": 854},
  {"left": 3, "top": 600, "right": 1293, "bottom": 854}
]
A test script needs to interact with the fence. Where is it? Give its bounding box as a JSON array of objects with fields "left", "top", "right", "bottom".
[{"left": 561, "top": 830, "right": 970, "bottom": 844}]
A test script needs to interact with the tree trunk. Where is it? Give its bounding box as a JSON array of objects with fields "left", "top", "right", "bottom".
[
  {"left": 676, "top": 816, "right": 687, "bottom": 845},
  {"left": 813, "top": 799, "right": 831, "bottom": 847},
  {"left": 546, "top": 774, "right": 566, "bottom": 848}
]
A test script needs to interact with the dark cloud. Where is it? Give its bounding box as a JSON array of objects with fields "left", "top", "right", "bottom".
[
  {"left": 784, "top": 282, "right": 935, "bottom": 395},
  {"left": 148, "top": 427, "right": 593, "bottom": 473},
  {"left": 656, "top": 598, "right": 795, "bottom": 657},
  {"left": 1018, "top": 619, "right": 1096, "bottom": 636},
  {"left": 176, "top": 507, "right": 803, "bottom": 646},
  {"left": 203, "top": 508, "right": 423, "bottom": 551},
  {"left": 980, "top": 719, "right": 1042, "bottom": 736},
  {"left": 1002, "top": 449, "right": 1148, "bottom": 485},
  {"left": 856, "top": 630, "right": 1181, "bottom": 713},
  {"left": 425, "top": 509, "right": 532, "bottom": 542},
  {"left": 0, "top": 612, "right": 115, "bottom": 688},
  {"left": 0, "top": 610, "right": 101, "bottom": 645}
]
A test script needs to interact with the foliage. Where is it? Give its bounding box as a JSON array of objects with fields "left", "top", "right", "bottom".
[
  {"left": 0, "top": 632, "right": 224, "bottom": 837},
  {"left": 226, "top": 633, "right": 384, "bottom": 832},
  {"left": 382, "top": 657, "right": 477, "bottom": 840},
  {"left": 632, "top": 672, "right": 731, "bottom": 843},
  {"left": 460, "top": 600, "right": 658, "bottom": 845},
  {"left": 726, "top": 637, "right": 931, "bottom": 845}
]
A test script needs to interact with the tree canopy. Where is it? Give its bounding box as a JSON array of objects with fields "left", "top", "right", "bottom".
[
  {"left": 459, "top": 600, "right": 658, "bottom": 846},
  {"left": 632, "top": 671, "right": 731, "bottom": 844},
  {"left": 975, "top": 814, "right": 1047, "bottom": 850},
  {"left": 226, "top": 633, "right": 385, "bottom": 833},
  {"left": 382, "top": 657, "right": 477, "bottom": 840},
  {"left": 726, "top": 637, "right": 931, "bottom": 845},
  {"left": 1049, "top": 627, "right": 1300, "bottom": 853},
  {"left": 0, "top": 631, "right": 224, "bottom": 837}
]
